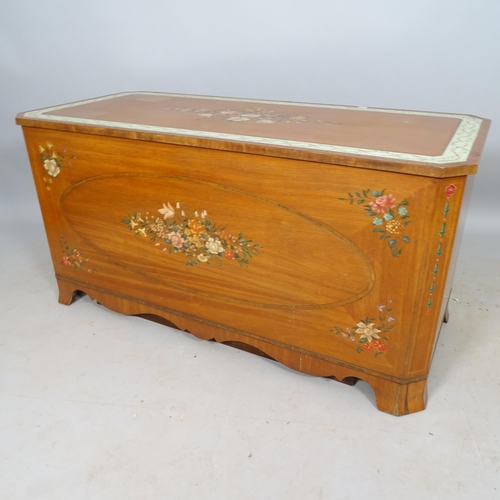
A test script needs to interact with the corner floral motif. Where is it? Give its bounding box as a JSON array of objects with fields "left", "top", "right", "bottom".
[
  {"left": 339, "top": 189, "right": 411, "bottom": 257},
  {"left": 122, "top": 202, "right": 263, "bottom": 267},
  {"left": 60, "top": 235, "right": 94, "bottom": 272},
  {"left": 330, "top": 301, "right": 395, "bottom": 357},
  {"left": 163, "top": 106, "right": 336, "bottom": 125},
  {"left": 427, "top": 184, "right": 456, "bottom": 309},
  {"left": 39, "top": 142, "right": 76, "bottom": 190}
]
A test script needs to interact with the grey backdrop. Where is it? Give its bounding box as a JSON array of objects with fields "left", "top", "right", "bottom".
[{"left": 2, "top": 0, "right": 499, "bottom": 233}]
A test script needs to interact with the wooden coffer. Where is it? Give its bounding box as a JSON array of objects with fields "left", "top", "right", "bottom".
[{"left": 16, "top": 92, "right": 490, "bottom": 415}]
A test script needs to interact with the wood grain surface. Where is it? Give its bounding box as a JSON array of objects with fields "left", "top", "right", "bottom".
[{"left": 17, "top": 94, "right": 490, "bottom": 415}]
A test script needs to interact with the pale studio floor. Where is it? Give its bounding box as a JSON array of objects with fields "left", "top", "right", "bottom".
[{"left": 1, "top": 215, "right": 499, "bottom": 500}]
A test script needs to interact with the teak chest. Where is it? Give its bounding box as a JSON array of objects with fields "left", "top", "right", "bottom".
[{"left": 16, "top": 92, "right": 490, "bottom": 415}]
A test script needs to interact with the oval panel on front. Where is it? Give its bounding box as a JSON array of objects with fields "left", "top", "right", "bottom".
[{"left": 61, "top": 173, "right": 374, "bottom": 309}]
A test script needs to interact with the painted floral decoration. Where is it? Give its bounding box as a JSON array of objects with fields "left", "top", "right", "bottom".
[
  {"left": 60, "top": 235, "right": 94, "bottom": 272},
  {"left": 164, "top": 106, "right": 334, "bottom": 125},
  {"left": 339, "top": 189, "right": 411, "bottom": 257},
  {"left": 39, "top": 142, "right": 75, "bottom": 190},
  {"left": 427, "top": 184, "right": 457, "bottom": 309},
  {"left": 445, "top": 184, "right": 456, "bottom": 196},
  {"left": 123, "top": 202, "right": 263, "bottom": 267},
  {"left": 330, "top": 301, "right": 395, "bottom": 357}
]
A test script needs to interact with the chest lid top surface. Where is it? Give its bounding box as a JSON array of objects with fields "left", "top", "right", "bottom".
[{"left": 16, "top": 92, "right": 490, "bottom": 177}]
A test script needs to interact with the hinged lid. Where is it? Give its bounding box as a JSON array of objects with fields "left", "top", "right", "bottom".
[{"left": 16, "top": 92, "right": 490, "bottom": 178}]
